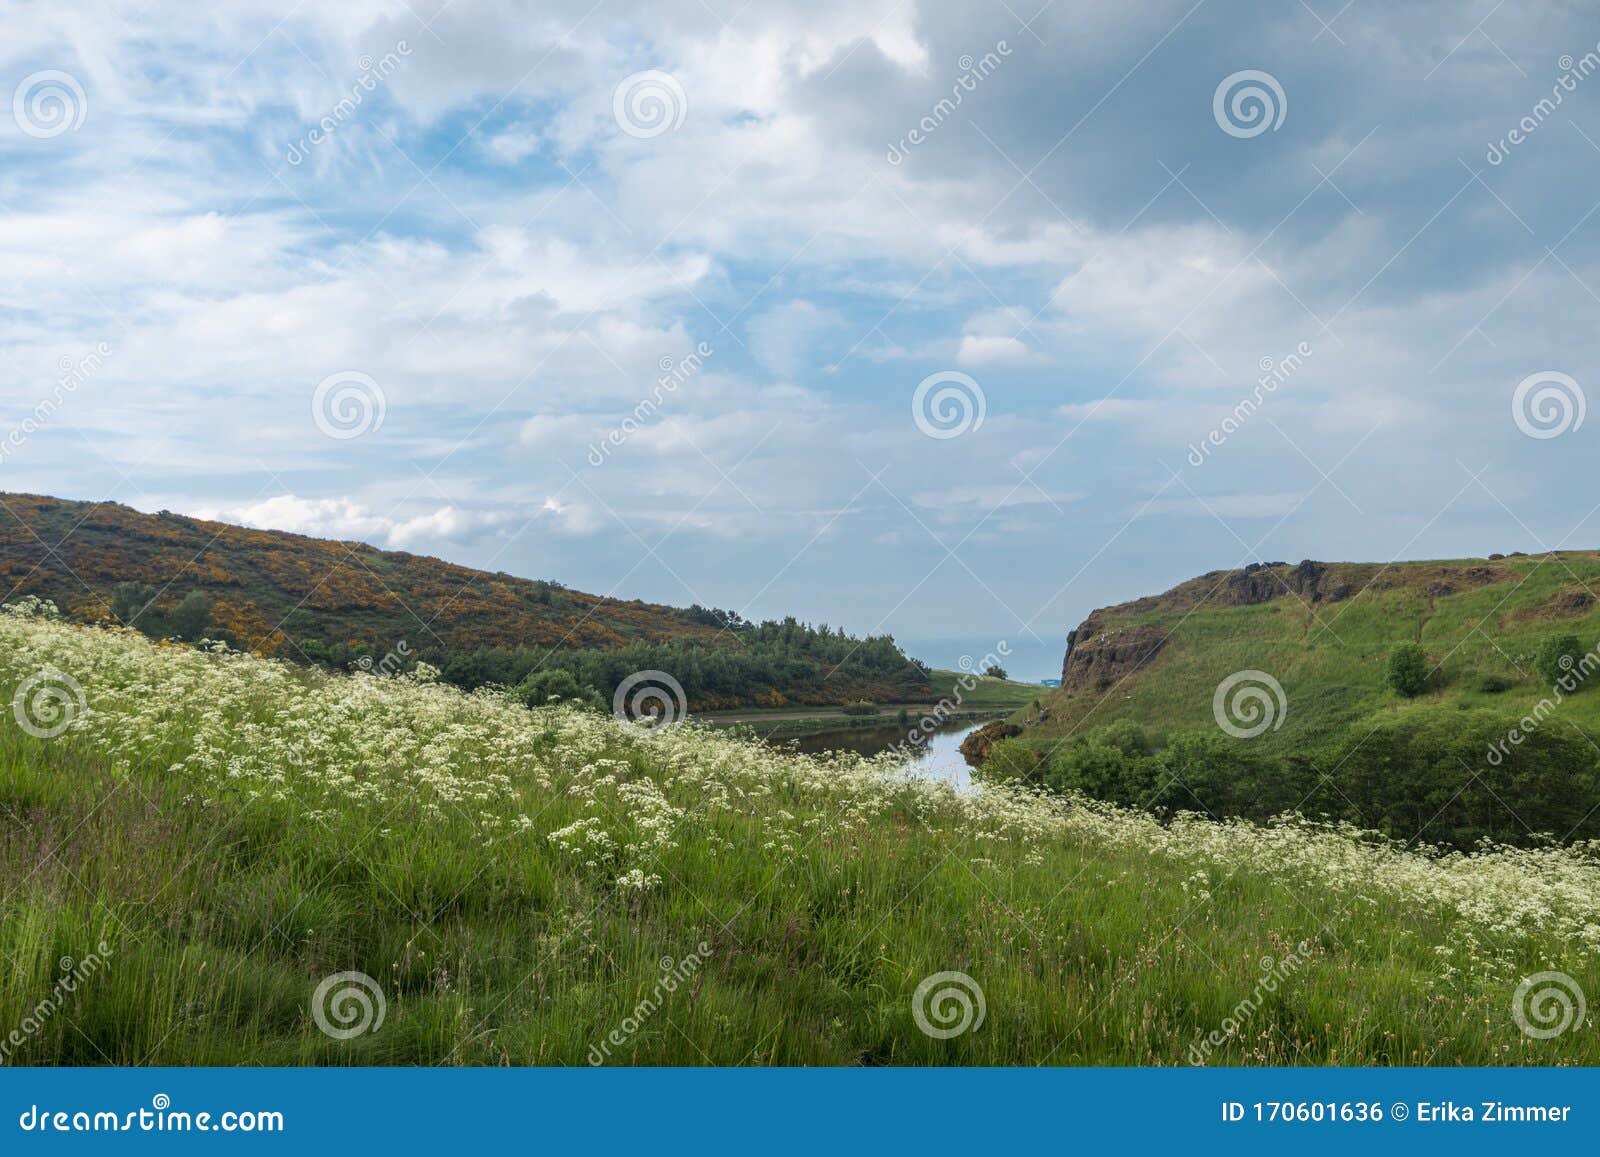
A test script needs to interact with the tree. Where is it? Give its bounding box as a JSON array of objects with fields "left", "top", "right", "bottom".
[
  {"left": 1386, "top": 643, "right": 1430, "bottom": 698},
  {"left": 110, "top": 581, "right": 158, "bottom": 630},
  {"left": 515, "top": 669, "right": 604, "bottom": 711},
  {"left": 1536, "top": 634, "right": 1587, "bottom": 688},
  {"left": 981, "top": 664, "right": 1009, "bottom": 680},
  {"left": 168, "top": 591, "right": 214, "bottom": 640}
]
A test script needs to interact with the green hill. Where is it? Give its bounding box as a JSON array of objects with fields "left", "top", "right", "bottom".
[
  {"left": 990, "top": 555, "right": 1600, "bottom": 849},
  {"left": 0, "top": 492, "right": 929, "bottom": 709}
]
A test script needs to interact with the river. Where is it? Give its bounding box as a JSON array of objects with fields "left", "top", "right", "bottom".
[{"left": 777, "top": 718, "right": 984, "bottom": 791}]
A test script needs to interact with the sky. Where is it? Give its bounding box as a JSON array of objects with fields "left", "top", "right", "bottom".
[{"left": 3, "top": 0, "right": 1600, "bottom": 680}]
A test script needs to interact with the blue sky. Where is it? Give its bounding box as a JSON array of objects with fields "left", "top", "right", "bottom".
[{"left": 4, "top": 0, "right": 1600, "bottom": 679}]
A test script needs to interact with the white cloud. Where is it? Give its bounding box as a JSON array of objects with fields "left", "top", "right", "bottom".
[
  {"left": 196, "top": 495, "right": 512, "bottom": 550},
  {"left": 956, "top": 334, "right": 1031, "bottom": 366}
]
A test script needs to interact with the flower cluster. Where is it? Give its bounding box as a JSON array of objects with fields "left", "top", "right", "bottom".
[{"left": 3, "top": 610, "right": 1598, "bottom": 970}]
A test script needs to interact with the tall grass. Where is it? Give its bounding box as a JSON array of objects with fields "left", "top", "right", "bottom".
[{"left": 0, "top": 608, "right": 1596, "bottom": 1065}]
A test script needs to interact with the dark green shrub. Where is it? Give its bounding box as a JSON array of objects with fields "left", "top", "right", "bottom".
[
  {"left": 1329, "top": 706, "right": 1600, "bottom": 848},
  {"left": 515, "top": 669, "right": 604, "bottom": 711},
  {"left": 1385, "top": 643, "right": 1430, "bottom": 698},
  {"left": 978, "top": 737, "right": 1048, "bottom": 785},
  {"left": 1536, "top": 634, "right": 1587, "bottom": 687},
  {"left": 1475, "top": 673, "right": 1512, "bottom": 694}
]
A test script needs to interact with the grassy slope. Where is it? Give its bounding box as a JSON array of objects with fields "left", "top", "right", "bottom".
[
  {"left": 2, "top": 614, "right": 1597, "bottom": 1066},
  {"left": 926, "top": 669, "right": 1042, "bottom": 711},
  {"left": 1028, "top": 553, "right": 1600, "bottom": 751}
]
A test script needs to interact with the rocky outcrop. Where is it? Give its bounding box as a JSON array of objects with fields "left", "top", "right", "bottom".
[
  {"left": 1060, "top": 617, "right": 1166, "bottom": 690},
  {"left": 959, "top": 720, "right": 1022, "bottom": 767},
  {"left": 1211, "top": 559, "right": 1353, "bottom": 606}
]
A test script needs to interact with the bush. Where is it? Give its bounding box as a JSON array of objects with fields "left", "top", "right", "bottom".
[
  {"left": 1328, "top": 707, "right": 1600, "bottom": 848},
  {"left": 978, "top": 737, "right": 1048, "bottom": 785},
  {"left": 840, "top": 700, "right": 878, "bottom": 716},
  {"left": 515, "top": 669, "right": 604, "bottom": 711},
  {"left": 981, "top": 664, "right": 1009, "bottom": 680},
  {"left": 1536, "top": 634, "right": 1587, "bottom": 687},
  {"left": 1386, "top": 643, "right": 1430, "bottom": 698},
  {"left": 1475, "top": 673, "right": 1512, "bottom": 694}
]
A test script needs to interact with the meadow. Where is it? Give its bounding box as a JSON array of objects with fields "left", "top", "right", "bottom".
[{"left": 1, "top": 603, "right": 1597, "bottom": 1065}]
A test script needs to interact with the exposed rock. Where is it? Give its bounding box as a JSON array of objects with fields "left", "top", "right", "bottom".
[
  {"left": 960, "top": 720, "right": 1022, "bottom": 768},
  {"left": 1553, "top": 589, "right": 1596, "bottom": 615},
  {"left": 1061, "top": 617, "right": 1165, "bottom": 690}
]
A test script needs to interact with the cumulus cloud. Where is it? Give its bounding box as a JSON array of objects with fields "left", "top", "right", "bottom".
[
  {"left": 196, "top": 495, "right": 512, "bottom": 551},
  {"left": 7, "top": 0, "right": 1600, "bottom": 662}
]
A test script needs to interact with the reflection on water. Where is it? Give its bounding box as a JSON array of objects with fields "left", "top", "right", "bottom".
[{"left": 778, "top": 718, "right": 984, "bottom": 791}]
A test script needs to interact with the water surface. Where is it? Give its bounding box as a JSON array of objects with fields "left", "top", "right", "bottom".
[{"left": 778, "top": 718, "right": 983, "bottom": 791}]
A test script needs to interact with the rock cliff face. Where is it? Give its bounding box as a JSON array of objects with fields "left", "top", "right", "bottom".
[
  {"left": 1060, "top": 618, "right": 1165, "bottom": 690},
  {"left": 1058, "top": 560, "right": 1349, "bottom": 690}
]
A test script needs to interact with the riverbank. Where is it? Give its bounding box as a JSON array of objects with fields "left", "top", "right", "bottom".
[
  {"left": 704, "top": 706, "right": 1009, "bottom": 742},
  {"left": 698, "top": 668, "right": 1040, "bottom": 740}
]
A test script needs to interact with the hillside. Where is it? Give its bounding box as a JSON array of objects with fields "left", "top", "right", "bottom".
[
  {"left": 0, "top": 492, "right": 928, "bottom": 708},
  {"left": 1031, "top": 554, "right": 1600, "bottom": 742},
  {"left": 2, "top": 609, "right": 1597, "bottom": 1065},
  {"left": 990, "top": 553, "right": 1600, "bottom": 849}
]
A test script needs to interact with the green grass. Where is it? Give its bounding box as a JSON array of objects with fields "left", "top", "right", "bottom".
[
  {"left": 0, "top": 613, "right": 1596, "bottom": 1066},
  {"left": 926, "top": 669, "right": 1042, "bottom": 711},
  {"left": 1032, "top": 552, "right": 1600, "bottom": 751},
  {"left": 7, "top": 732, "right": 1595, "bottom": 1066}
]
